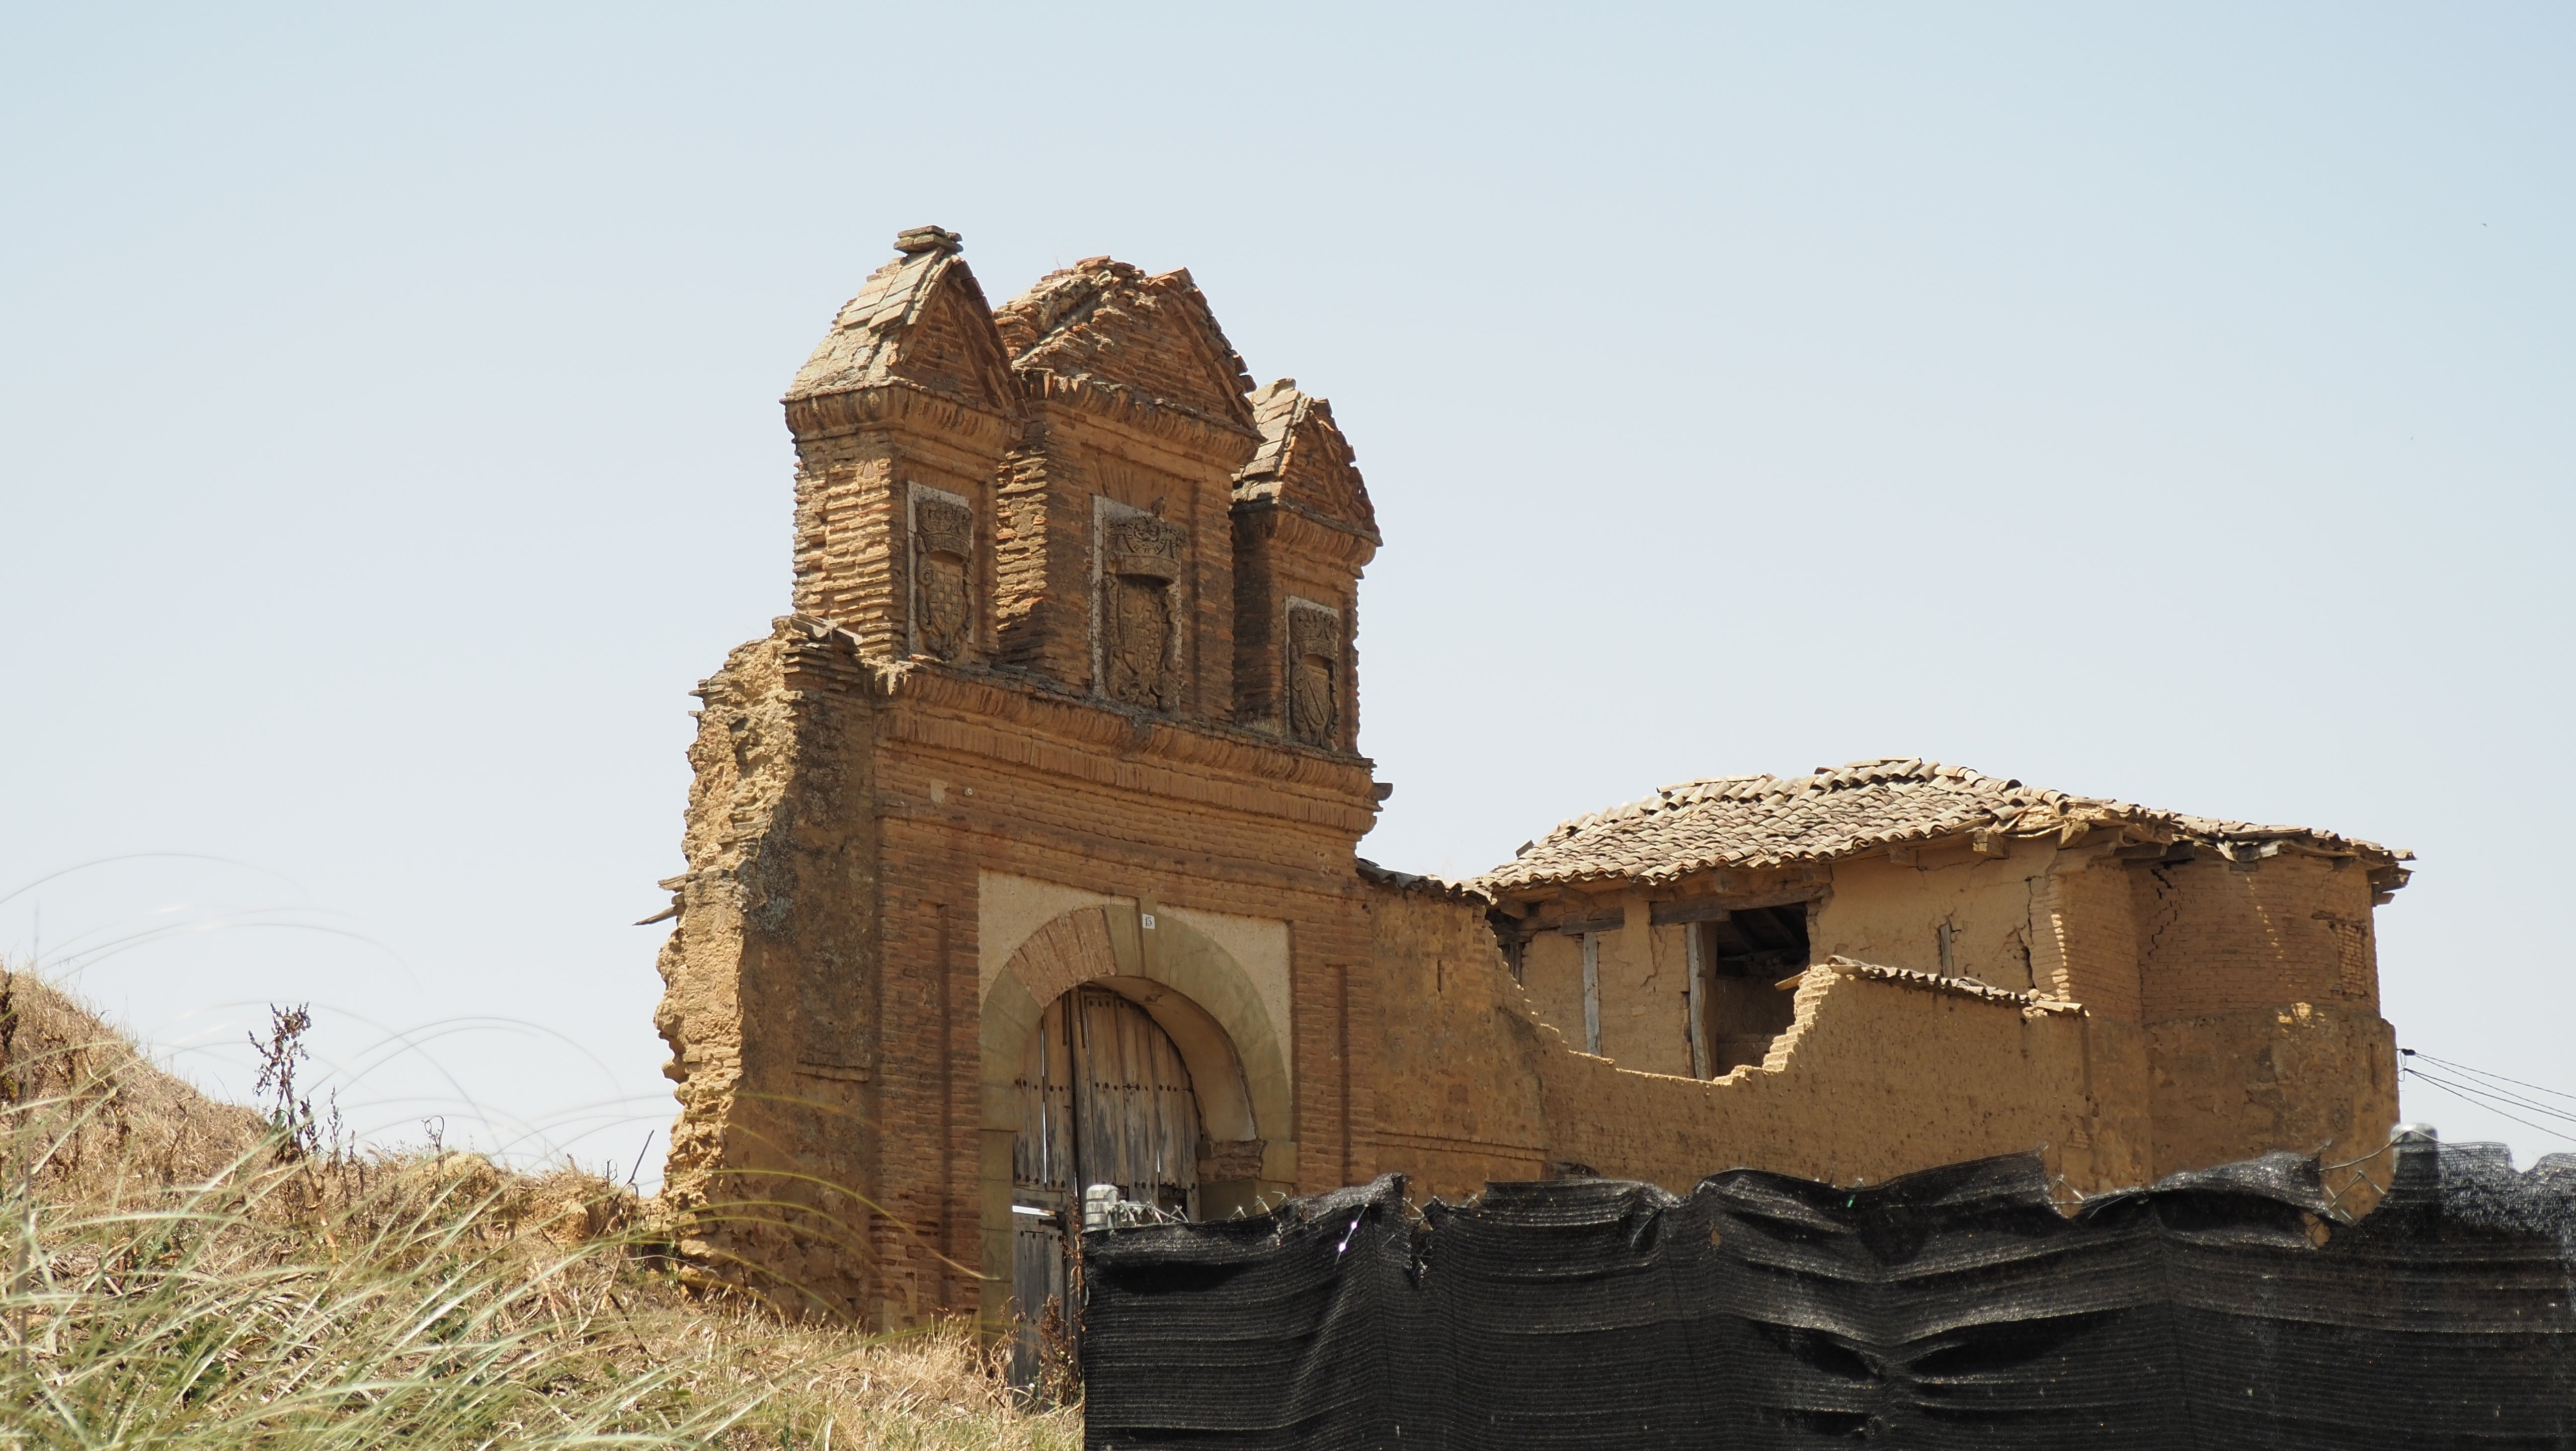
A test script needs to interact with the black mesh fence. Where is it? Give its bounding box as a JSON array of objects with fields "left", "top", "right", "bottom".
[{"left": 1080, "top": 1138, "right": 2576, "bottom": 1449}]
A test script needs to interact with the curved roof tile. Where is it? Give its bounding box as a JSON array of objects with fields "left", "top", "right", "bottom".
[{"left": 1476, "top": 757, "right": 2411, "bottom": 894}]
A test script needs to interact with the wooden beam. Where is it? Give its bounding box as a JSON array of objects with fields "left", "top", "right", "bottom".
[
  {"left": 1550, "top": 913, "right": 1626, "bottom": 937},
  {"left": 1647, "top": 885, "right": 1827, "bottom": 926}
]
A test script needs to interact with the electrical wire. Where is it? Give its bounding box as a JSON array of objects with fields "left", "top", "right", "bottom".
[
  {"left": 2402, "top": 1049, "right": 2576, "bottom": 1106},
  {"left": 2402, "top": 1066, "right": 2576, "bottom": 1129},
  {"left": 2401, "top": 1066, "right": 2576, "bottom": 1147}
]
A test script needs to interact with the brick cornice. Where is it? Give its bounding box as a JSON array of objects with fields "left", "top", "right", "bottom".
[
  {"left": 782, "top": 380, "right": 1017, "bottom": 449},
  {"left": 1231, "top": 497, "right": 1380, "bottom": 570},
  {"left": 1015, "top": 369, "right": 1261, "bottom": 465},
  {"left": 768, "top": 617, "right": 1381, "bottom": 831}
]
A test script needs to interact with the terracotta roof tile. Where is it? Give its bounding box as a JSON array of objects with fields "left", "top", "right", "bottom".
[{"left": 1476, "top": 758, "right": 2412, "bottom": 894}]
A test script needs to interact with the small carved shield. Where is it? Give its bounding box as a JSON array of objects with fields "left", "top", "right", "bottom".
[
  {"left": 918, "top": 553, "right": 969, "bottom": 658},
  {"left": 913, "top": 496, "right": 973, "bottom": 659},
  {"left": 1290, "top": 653, "right": 1337, "bottom": 745},
  {"left": 1285, "top": 604, "right": 1341, "bottom": 746},
  {"left": 1104, "top": 574, "right": 1175, "bottom": 708}
]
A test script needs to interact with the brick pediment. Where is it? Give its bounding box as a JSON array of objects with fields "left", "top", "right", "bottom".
[
  {"left": 1232, "top": 380, "right": 1380, "bottom": 545},
  {"left": 784, "top": 226, "right": 1017, "bottom": 418},
  {"left": 995, "top": 258, "right": 1257, "bottom": 431}
]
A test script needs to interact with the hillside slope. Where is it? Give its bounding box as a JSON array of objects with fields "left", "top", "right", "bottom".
[{"left": 0, "top": 969, "right": 1074, "bottom": 1449}]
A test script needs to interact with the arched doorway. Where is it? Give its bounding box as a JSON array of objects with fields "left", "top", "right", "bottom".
[
  {"left": 978, "top": 902, "right": 1294, "bottom": 1342},
  {"left": 1008, "top": 984, "right": 1203, "bottom": 1385}
]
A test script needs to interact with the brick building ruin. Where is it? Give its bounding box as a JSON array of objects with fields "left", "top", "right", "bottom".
[{"left": 648, "top": 228, "right": 2415, "bottom": 1329}]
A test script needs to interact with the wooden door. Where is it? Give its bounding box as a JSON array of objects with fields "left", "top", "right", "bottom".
[{"left": 1008, "top": 985, "right": 1200, "bottom": 1384}]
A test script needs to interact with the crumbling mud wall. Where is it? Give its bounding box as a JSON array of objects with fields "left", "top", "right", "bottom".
[
  {"left": 1368, "top": 879, "right": 2152, "bottom": 1200},
  {"left": 1531, "top": 962, "right": 2148, "bottom": 1198},
  {"left": 1367, "top": 878, "right": 2400, "bottom": 1209},
  {"left": 1362, "top": 883, "right": 1554, "bottom": 1193},
  {"left": 651, "top": 619, "right": 884, "bottom": 1315}
]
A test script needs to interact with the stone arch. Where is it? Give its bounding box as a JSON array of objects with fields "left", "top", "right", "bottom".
[{"left": 975, "top": 902, "right": 1294, "bottom": 1323}]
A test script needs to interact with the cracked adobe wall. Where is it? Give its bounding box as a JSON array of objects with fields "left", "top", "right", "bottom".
[{"left": 1367, "top": 877, "right": 2154, "bottom": 1201}]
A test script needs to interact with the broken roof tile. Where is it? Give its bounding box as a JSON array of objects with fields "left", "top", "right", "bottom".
[{"left": 1475, "top": 757, "right": 2412, "bottom": 895}]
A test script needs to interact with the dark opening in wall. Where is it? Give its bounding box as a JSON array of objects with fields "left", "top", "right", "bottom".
[{"left": 1693, "top": 904, "right": 1809, "bottom": 1076}]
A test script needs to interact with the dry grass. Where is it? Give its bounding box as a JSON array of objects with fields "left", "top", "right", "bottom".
[{"left": 0, "top": 970, "right": 1078, "bottom": 1450}]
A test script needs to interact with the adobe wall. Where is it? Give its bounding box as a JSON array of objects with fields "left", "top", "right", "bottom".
[
  {"left": 1508, "top": 836, "right": 2134, "bottom": 1081},
  {"left": 1367, "top": 882, "right": 2159, "bottom": 1203},
  {"left": 1373, "top": 876, "right": 2403, "bottom": 1210},
  {"left": 1516, "top": 902, "right": 1701, "bottom": 1076},
  {"left": 2148, "top": 1000, "right": 2395, "bottom": 1204},
  {"left": 1533, "top": 967, "right": 2153, "bottom": 1199},
  {"left": 651, "top": 625, "right": 884, "bottom": 1315},
  {"left": 2134, "top": 852, "right": 2382, "bottom": 1017},
  {"left": 2127, "top": 851, "right": 2394, "bottom": 1203},
  {"left": 1815, "top": 839, "right": 2061, "bottom": 989},
  {"left": 1363, "top": 885, "right": 1553, "bottom": 1194},
  {"left": 2036, "top": 855, "right": 2147, "bottom": 1022}
]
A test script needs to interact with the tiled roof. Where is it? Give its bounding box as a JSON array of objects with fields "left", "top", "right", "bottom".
[
  {"left": 1356, "top": 857, "right": 1489, "bottom": 903},
  {"left": 1476, "top": 758, "right": 2411, "bottom": 894}
]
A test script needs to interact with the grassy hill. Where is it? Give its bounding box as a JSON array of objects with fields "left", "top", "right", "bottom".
[{"left": 0, "top": 970, "right": 1075, "bottom": 1449}]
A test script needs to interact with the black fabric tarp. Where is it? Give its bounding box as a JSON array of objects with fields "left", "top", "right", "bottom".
[{"left": 1080, "top": 1139, "right": 2576, "bottom": 1449}]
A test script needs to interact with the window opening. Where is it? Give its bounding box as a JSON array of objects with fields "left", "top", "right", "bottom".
[{"left": 1691, "top": 904, "right": 1810, "bottom": 1075}]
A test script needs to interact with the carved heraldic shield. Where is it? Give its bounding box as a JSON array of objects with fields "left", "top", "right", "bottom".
[
  {"left": 1286, "top": 603, "right": 1341, "bottom": 747},
  {"left": 1099, "top": 513, "right": 1186, "bottom": 710},
  {"left": 913, "top": 494, "right": 973, "bottom": 659}
]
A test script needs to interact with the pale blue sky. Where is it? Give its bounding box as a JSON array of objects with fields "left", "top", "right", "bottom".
[{"left": 4, "top": 3, "right": 2570, "bottom": 1178}]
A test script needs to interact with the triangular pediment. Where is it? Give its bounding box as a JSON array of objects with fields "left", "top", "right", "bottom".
[
  {"left": 994, "top": 259, "right": 1256, "bottom": 430},
  {"left": 784, "top": 227, "right": 1016, "bottom": 413},
  {"left": 1234, "top": 380, "right": 1379, "bottom": 542}
]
